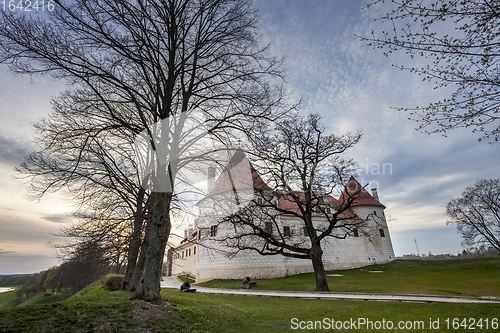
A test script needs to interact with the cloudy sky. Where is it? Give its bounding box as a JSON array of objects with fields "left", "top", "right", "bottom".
[{"left": 1, "top": 0, "right": 498, "bottom": 274}]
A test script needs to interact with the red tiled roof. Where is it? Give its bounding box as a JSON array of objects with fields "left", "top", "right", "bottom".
[
  {"left": 207, "top": 150, "right": 271, "bottom": 196},
  {"left": 338, "top": 176, "right": 385, "bottom": 208},
  {"left": 202, "top": 152, "right": 384, "bottom": 213},
  {"left": 277, "top": 192, "right": 358, "bottom": 219}
]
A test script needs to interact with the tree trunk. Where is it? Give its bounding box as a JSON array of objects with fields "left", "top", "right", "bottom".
[
  {"left": 127, "top": 220, "right": 150, "bottom": 292},
  {"left": 133, "top": 191, "right": 172, "bottom": 302},
  {"left": 123, "top": 188, "right": 146, "bottom": 290},
  {"left": 310, "top": 241, "right": 329, "bottom": 291}
]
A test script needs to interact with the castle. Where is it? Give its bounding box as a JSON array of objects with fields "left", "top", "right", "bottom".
[{"left": 167, "top": 151, "right": 395, "bottom": 282}]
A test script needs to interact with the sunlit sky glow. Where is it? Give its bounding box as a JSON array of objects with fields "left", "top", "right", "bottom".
[{"left": 1, "top": 0, "right": 499, "bottom": 274}]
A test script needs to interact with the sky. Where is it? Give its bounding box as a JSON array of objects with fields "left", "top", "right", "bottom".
[{"left": 1, "top": 0, "right": 499, "bottom": 274}]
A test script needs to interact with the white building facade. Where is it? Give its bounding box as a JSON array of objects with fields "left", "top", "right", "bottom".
[{"left": 170, "top": 151, "right": 395, "bottom": 282}]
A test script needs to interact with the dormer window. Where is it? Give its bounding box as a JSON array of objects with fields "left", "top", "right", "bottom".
[
  {"left": 326, "top": 207, "right": 331, "bottom": 214},
  {"left": 257, "top": 198, "right": 263, "bottom": 205}
]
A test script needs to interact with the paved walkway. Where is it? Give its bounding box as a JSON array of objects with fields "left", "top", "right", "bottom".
[{"left": 160, "top": 277, "right": 500, "bottom": 304}]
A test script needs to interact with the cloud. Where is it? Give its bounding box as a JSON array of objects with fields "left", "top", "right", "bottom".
[
  {"left": 40, "top": 214, "right": 70, "bottom": 224},
  {"left": 253, "top": 0, "right": 500, "bottom": 258},
  {"left": 0, "top": 251, "right": 57, "bottom": 274},
  {"left": 0, "top": 134, "right": 32, "bottom": 165}
]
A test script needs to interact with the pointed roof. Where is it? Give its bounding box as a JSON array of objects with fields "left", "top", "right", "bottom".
[
  {"left": 201, "top": 154, "right": 384, "bottom": 211},
  {"left": 277, "top": 192, "right": 358, "bottom": 219},
  {"left": 338, "top": 176, "right": 385, "bottom": 208},
  {"left": 207, "top": 150, "right": 271, "bottom": 197}
]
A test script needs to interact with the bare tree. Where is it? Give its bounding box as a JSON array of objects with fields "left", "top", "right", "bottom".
[
  {"left": 361, "top": 0, "right": 500, "bottom": 143},
  {"left": 206, "top": 114, "right": 366, "bottom": 291},
  {"left": 51, "top": 216, "right": 132, "bottom": 273},
  {"left": 447, "top": 179, "right": 500, "bottom": 253},
  {"left": 1, "top": 0, "right": 287, "bottom": 301},
  {"left": 59, "top": 240, "right": 110, "bottom": 293},
  {"left": 18, "top": 88, "right": 150, "bottom": 290}
]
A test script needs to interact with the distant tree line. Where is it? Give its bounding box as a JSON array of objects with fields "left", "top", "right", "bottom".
[{"left": 0, "top": 273, "right": 43, "bottom": 287}]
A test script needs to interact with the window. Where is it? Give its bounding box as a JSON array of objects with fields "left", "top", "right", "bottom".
[
  {"left": 315, "top": 206, "right": 320, "bottom": 213},
  {"left": 353, "top": 228, "right": 359, "bottom": 237},
  {"left": 303, "top": 227, "right": 308, "bottom": 237},
  {"left": 326, "top": 207, "right": 331, "bottom": 214},
  {"left": 373, "top": 210, "right": 377, "bottom": 216},
  {"left": 182, "top": 251, "right": 184, "bottom": 258},
  {"left": 188, "top": 248, "right": 191, "bottom": 256},
  {"left": 379, "top": 228, "right": 385, "bottom": 237},
  {"left": 194, "top": 246, "right": 196, "bottom": 255},
  {"left": 283, "top": 226, "right": 291, "bottom": 237},
  {"left": 257, "top": 198, "right": 263, "bottom": 205},
  {"left": 265, "top": 222, "right": 272, "bottom": 233},
  {"left": 211, "top": 225, "right": 217, "bottom": 237}
]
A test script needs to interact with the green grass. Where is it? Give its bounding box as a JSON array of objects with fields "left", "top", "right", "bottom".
[
  {"left": 1, "top": 258, "right": 499, "bottom": 332},
  {"left": 178, "top": 275, "right": 196, "bottom": 283},
  {"left": 197, "top": 257, "right": 500, "bottom": 297},
  {"left": 161, "top": 289, "right": 500, "bottom": 333},
  {"left": 0, "top": 290, "right": 22, "bottom": 310},
  {"left": 17, "top": 291, "right": 71, "bottom": 307},
  {"left": 0, "top": 282, "right": 499, "bottom": 332},
  {"left": 0, "top": 287, "right": 73, "bottom": 310}
]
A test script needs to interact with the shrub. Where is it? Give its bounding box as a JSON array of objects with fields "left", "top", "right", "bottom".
[{"left": 101, "top": 274, "right": 124, "bottom": 291}]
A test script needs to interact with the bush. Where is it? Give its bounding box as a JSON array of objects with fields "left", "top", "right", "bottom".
[{"left": 101, "top": 274, "right": 124, "bottom": 291}]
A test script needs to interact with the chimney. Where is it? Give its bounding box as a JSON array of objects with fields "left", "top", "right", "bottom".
[
  {"left": 188, "top": 224, "right": 193, "bottom": 239},
  {"left": 371, "top": 188, "right": 380, "bottom": 201},
  {"left": 184, "top": 229, "right": 188, "bottom": 239},
  {"left": 315, "top": 186, "right": 326, "bottom": 202},
  {"left": 207, "top": 167, "right": 216, "bottom": 194},
  {"left": 316, "top": 186, "right": 326, "bottom": 197}
]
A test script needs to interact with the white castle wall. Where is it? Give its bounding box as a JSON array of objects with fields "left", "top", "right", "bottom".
[{"left": 193, "top": 199, "right": 395, "bottom": 282}]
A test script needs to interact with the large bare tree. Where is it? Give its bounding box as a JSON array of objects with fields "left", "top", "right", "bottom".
[
  {"left": 361, "top": 0, "right": 500, "bottom": 143},
  {"left": 208, "top": 114, "right": 365, "bottom": 291},
  {"left": 447, "top": 179, "right": 500, "bottom": 253},
  {"left": 17, "top": 89, "right": 148, "bottom": 291},
  {"left": 1, "top": 0, "right": 287, "bottom": 301}
]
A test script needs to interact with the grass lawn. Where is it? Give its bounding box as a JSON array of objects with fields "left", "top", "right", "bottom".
[
  {"left": 197, "top": 257, "right": 500, "bottom": 297},
  {"left": 17, "top": 291, "right": 72, "bottom": 307},
  {"left": 0, "top": 282, "right": 499, "bottom": 332},
  {"left": 0, "top": 288, "right": 72, "bottom": 310},
  {"left": 0, "top": 290, "right": 22, "bottom": 310},
  {"left": 162, "top": 289, "right": 500, "bottom": 332},
  {"left": 1, "top": 258, "right": 499, "bottom": 332},
  {"left": 178, "top": 275, "right": 196, "bottom": 283}
]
